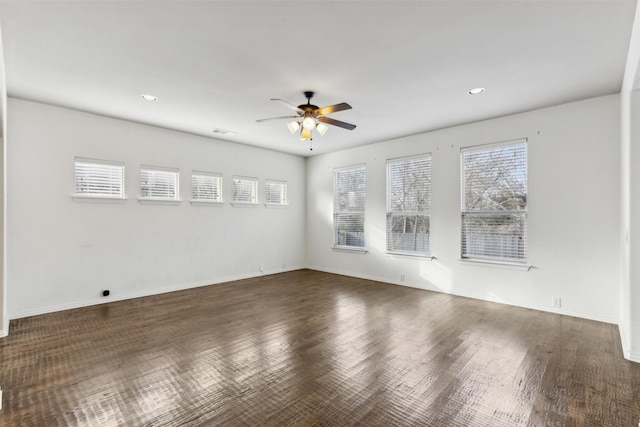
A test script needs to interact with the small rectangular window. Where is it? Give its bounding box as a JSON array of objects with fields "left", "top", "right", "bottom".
[
  {"left": 191, "top": 171, "right": 223, "bottom": 202},
  {"left": 140, "top": 166, "right": 180, "bottom": 201},
  {"left": 74, "top": 157, "right": 125, "bottom": 199},
  {"left": 461, "top": 140, "right": 527, "bottom": 262},
  {"left": 265, "top": 180, "right": 288, "bottom": 206},
  {"left": 333, "top": 164, "right": 366, "bottom": 248},
  {"left": 386, "top": 154, "right": 431, "bottom": 256},
  {"left": 232, "top": 176, "right": 258, "bottom": 205}
]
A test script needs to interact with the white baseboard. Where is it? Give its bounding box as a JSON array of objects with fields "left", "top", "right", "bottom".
[
  {"left": 305, "top": 265, "right": 619, "bottom": 325},
  {"left": 0, "top": 313, "right": 8, "bottom": 337},
  {"left": 9, "top": 265, "right": 304, "bottom": 321},
  {"left": 626, "top": 353, "right": 640, "bottom": 363},
  {"left": 618, "top": 322, "right": 640, "bottom": 363}
]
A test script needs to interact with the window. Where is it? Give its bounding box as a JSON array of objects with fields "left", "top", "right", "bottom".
[
  {"left": 140, "top": 166, "right": 180, "bottom": 201},
  {"left": 461, "top": 139, "right": 527, "bottom": 262},
  {"left": 191, "top": 171, "right": 223, "bottom": 203},
  {"left": 333, "top": 164, "right": 366, "bottom": 248},
  {"left": 386, "top": 154, "right": 431, "bottom": 255},
  {"left": 265, "top": 180, "right": 288, "bottom": 206},
  {"left": 232, "top": 176, "right": 258, "bottom": 205},
  {"left": 74, "top": 157, "right": 125, "bottom": 199}
]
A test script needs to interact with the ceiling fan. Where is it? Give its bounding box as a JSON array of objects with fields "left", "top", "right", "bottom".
[{"left": 256, "top": 91, "right": 356, "bottom": 142}]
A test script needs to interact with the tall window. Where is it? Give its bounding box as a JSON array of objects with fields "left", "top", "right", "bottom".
[
  {"left": 140, "top": 166, "right": 180, "bottom": 201},
  {"left": 74, "top": 157, "right": 125, "bottom": 199},
  {"left": 461, "top": 140, "right": 527, "bottom": 262},
  {"left": 265, "top": 180, "right": 288, "bottom": 206},
  {"left": 232, "top": 176, "right": 258, "bottom": 205},
  {"left": 191, "top": 171, "right": 223, "bottom": 202},
  {"left": 333, "top": 164, "right": 366, "bottom": 248},
  {"left": 386, "top": 154, "right": 431, "bottom": 255}
]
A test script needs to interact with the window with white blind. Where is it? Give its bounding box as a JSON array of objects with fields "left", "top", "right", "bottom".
[
  {"left": 139, "top": 166, "right": 180, "bottom": 201},
  {"left": 232, "top": 176, "right": 258, "bottom": 205},
  {"left": 333, "top": 164, "right": 366, "bottom": 249},
  {"left": 191, "top": 171, "right": 223, "bottom": 203},
  {"left": 265, "top": 180, "right": 288, "bottom": 206},
  {"left": 74, "top": 158, "right": 125, "bottom": 199},
  {"left": 386, "top": 154, "right": 431, "bottom": 256},
  {"left": 461, "top": 139, "right": 527, "bottom": 262}
]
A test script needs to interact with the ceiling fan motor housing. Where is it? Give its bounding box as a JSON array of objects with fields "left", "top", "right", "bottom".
[
  {"left": 299, "top": 91, "right": 318, "bottom": 113},
  {"left": 256, "top": 90, "right": 356, "bottom": 132}
]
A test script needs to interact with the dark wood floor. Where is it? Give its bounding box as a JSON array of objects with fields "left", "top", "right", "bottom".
[{"left": 0, "top": 269, "right": 638, "bottom": 426}]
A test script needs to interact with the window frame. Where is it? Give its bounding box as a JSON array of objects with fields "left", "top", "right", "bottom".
[
  {"left": 190, "top": 171, "right": 224, "bottom": 206},
  {"left": 386, "top": 153, "right": 432, "bottom": 257},
  {"left": 138, "top": 165, "right": 181, "bottom": 204},
  {"left": 265, "top": 179, "right": 288, "bottom": 207},
  {"left": 460, "top": 139, "right": 528, "bottom": 263},
  {"left": 73, "top": 157, "right": 126, "bottom": 201},
  {"left": 231, "top": 175, "right": 259, "bottom": 207},
  {"left": 333, "top": 164, "right": 366, "bottom": 251}
]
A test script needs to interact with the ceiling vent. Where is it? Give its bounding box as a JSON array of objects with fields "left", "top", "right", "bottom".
[{"left": 211, "top": 128, "right": 237, "bottom": 136}]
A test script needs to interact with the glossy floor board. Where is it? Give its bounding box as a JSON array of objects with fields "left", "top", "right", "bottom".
[{"left": 0, "top": 269, "right": 638, "bottom": 426}]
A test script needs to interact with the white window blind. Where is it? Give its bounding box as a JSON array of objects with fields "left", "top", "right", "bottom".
[
  {"left": 386, "top": 154, "right": 431, "bottom": 255},
  {"left": 232, "top": 176, "right": 258, "bottom": 204},
  {"left": 461, "top": 140, "right": 527, "bottom": 262},
  {"left": 191, "top": 172, "right": 223, "bottom": 202},
  {"left": 265, "top": 180, "right": 288, "bottom": 206},
  {"left": 333, "top": 164, "right": 366, "bottom": 248},
  {"left": 74, "top": 158, "right": 125, "bottom": 198},
  {"left": 140, "top": 166, "right": 180, "bottom": 200}
]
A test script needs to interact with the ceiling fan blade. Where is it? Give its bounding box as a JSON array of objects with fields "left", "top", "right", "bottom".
[
  {"left": 318, "top": 116, "right": 356, "bottom": 130},
  {"left": 271, "top": 98, "right": 304, "bottom": 114},
  {"left": 315, "top": 102, "right": 352, "bottom": 116},
  {"left": 256, "top": 115, "right": 299, "bottom": 123}
]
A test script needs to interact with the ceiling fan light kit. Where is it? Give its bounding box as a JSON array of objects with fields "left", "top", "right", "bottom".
[
  {"left": 316, "top": 123, "right": 329, "bottom": 136},
  {"left": 257, "top": 91, "right": 356, "bottom": 148},
  {"left": 287, "top": 121, "right": 300, "bottom": 133}
]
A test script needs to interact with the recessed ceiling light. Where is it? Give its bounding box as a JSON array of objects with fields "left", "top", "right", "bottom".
[
  {"left": 468, "top": 87, "right": 485, "bottom": 95},
  {"left": 211, "top": 128, "right": 237, "bottom": 136},
  {"left": 141, "top": 94, "right": 158, "bottom": 101}
]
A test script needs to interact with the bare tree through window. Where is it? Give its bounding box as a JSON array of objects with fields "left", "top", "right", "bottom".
[
  {"left": 387, "top": 155, "right": 431, "bottom": 255},
  {"left": 461, "top": 141, "right": 527, "bottom": 261}
]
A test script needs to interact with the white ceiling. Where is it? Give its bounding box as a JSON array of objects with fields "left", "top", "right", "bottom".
[{"left": 0, "top": 1, "right": 636, "bottom": 157}]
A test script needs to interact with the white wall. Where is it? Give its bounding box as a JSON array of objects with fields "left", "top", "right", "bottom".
[
  {"left": 0, "top": 22, "right": 6, "bottom": 336},
  {"left": 620, "top": 88, "right": 631, "bottom": 359},
  {"left": 6, "top": 98, "right": 306, "bottom": 318},
  {"left": 3, "top": 95, "right": 624, "bottom": 327},
  {"left": 624, "top": 89, "right": 640, "bottom": 361},
  {"left": 307, "top": 95, "right": 621, "bottom": 323},
  {"left": 619, "top": 0, "right": 640, "bottom": 363}
]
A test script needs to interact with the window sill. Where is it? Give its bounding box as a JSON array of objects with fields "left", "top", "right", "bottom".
[
  {"left": 138, "top": 198, "right": 181, "bottom": 206},
  {"left": 72, "top": 195, "right": 127, "bottom": 203},
  {"left": 231, "top": 202, "right": 259, "bottom": 208},
  {"left": 332, "top": 245, "right": 368, "bottom": 254},
  {"left": 265, "top": 203, "right": 288, "bottom": 208},
  {"left": 190, "top": 200, "right": 224, "bottom": 207},
  {"left": 459, "top": 258, "right": 532, "bottom": 271},
  {"left": 386, "top": 252, "right": 436, "bottom": 260}
]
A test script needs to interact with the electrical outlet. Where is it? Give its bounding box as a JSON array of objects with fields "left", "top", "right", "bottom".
[
  {"left": 552, "top": 297, "right": 562, "bottom": 308},
  {"left": 400, "top": 273, "right": 405, "bottom": 281},
  {"left": 259, "top": 265, "right": 264, "bottom": 273}
]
